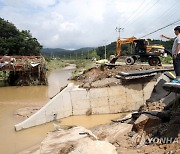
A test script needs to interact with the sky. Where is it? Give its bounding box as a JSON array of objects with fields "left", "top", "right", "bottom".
[{"left": 0, "top": 0, "right": 180, "bottom": 49}]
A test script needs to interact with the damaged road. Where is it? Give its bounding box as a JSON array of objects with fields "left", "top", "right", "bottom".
[{"left": 72, "top": 64, "right": 173, "bottom": 89}]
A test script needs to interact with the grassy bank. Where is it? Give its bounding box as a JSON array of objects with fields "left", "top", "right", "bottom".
[
  {"left": 46, "top": 59, "right": 95, "bottom": 76},
  {"left": 46, "top": 59, "right": 69, "bottom": 72},
  {"left": 67, "top": 59, "right": 95, "bottom": 77}
]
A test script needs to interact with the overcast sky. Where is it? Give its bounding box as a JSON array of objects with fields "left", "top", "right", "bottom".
[{"left": 0, "top": 0, "right": 180, "bottom": 49}]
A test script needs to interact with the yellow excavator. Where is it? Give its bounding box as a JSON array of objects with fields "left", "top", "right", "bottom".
[{"left": 110, "top": 37, "right": 166, "bottom": 66}]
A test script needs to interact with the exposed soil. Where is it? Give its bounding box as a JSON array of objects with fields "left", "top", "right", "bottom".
[{"left": 72, "top": 64, "right": 173, "bottom": 88}]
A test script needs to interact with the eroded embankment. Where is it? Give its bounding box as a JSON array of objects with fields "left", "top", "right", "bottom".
[
  {"left": 72, "top": 64, "right": 172, "bottom": 88},
  {"left": 18, "top": 64, "right": 180, "bottom": 154},
  {"left": 15, "top": 75, "right": 159, "bottom": 131}
]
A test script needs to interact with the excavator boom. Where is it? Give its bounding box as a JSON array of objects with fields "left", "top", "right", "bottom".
[{"left": 110, "top": 37, "right": 138, "bottom": 63}]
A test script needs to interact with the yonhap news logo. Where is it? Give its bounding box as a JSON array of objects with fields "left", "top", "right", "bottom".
[
  {"left": 146, "top": 137, "right": 179, "bottom": 144},
  {"left": 132, "top": 134, "right": 179, "bottom": 145}
]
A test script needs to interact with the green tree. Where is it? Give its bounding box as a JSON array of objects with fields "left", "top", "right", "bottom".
[
  {"left": 0, "top": 18, "right": 42, "bottom": 56},
  {"left": 88, "top": 49, "right": 100, "bottom": 60}
]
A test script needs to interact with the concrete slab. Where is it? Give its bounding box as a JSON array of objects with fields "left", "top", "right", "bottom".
[
  {"left": 15, "top": 80, "right": 156, "bottom": 131},
  {"left": 125, "top": 84, "right": 144, "bottom": 110},
  {"left": 70, "top": 89, "right": 90, "bottom": 110},
  {"left": 163, "top": 82, "right": 180, "bottom": 93},
  {"left": 143, "top": 81, "right": 156, "bottom": 101},
  {"left": 89, "top": 88, "right": 109, "bottom": 98},
  {"left": 117, "top": 68, "right": 174, "bottom": 80},
  {"left": 15, "top": 83, "right": 74, "bottom": 131},
  {"left": 162, "top": 92, "right": 180, "bottom": 105}
]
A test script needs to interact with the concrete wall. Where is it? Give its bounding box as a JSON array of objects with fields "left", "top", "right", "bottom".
[{"left": 15, "top": 81, "right": 156, "bottom": 131}]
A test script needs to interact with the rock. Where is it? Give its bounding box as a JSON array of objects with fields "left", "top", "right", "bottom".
[
  {"left": 82, "top": 83, "right": 91, "bottom": 89},
  {"left": 52, "top": 123, "right": 61, "bottom": 131},
  {"left": 86, "top": 108, "right": 92, "bottom": 116},
  {"left": 170, "top": 116, "right": 180, "bottom": 124},
  {"left": 128, "top": 131, "right": 136, "bottom": 137},
  {"left": 38, "top": 126, "right": 99, "bottom": 154},
  {"left": 112, "top": 112, "right": 137, "bottom": 123},
  {"left": 131, "top": 131, "right": 146, "bottom": 147},
  {"left": 69, "top": 140, "right": 117, "bottom": 154},
  {"left": 132, "top": 114, "right": 161, "bottom": 133},
  {"left": 163, "top": 124, "right": 180, "bottom": 139},
  {"left": 15, "top": 106, "right": 40, "bottom": 118}
]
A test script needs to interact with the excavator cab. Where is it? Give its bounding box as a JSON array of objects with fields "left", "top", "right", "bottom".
[{"left": 133, "top": 39, "right": 147, "bottom": 54}]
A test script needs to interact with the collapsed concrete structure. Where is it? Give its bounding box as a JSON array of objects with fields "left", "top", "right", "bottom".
[
  {"left": 0, "top": 56, "right": 47, "bottom": 86},
  {"left": 17, "top": 65, "right": 180, "bottom": 154},
  {"left": 15, "top": 68, "right": 174, "bottom": 131}
]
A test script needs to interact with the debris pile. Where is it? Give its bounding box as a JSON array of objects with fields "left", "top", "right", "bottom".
[
  {"left": 73, "top": 64, "right": 172, "bottom": 88},
  {"left": 0, "top": 56, "right": 47, "bottom": 86}
]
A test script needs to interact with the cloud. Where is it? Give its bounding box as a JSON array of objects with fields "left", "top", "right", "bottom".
[{"left": 0, "top": 0, "right": 180, "bottom": 49}]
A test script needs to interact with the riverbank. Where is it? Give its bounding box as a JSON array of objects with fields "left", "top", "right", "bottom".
[
  {"left": 46, "top": 59, "right": 95, "bottom": 75},
  {"left": 19, "top": 64, "right": 180, "bottom": 153},
  {"left": 18, "top": 62, "right": 180, "bottom": 154},
  {"left": 0, "top": 63, "right": 76, "bottom": 154}
]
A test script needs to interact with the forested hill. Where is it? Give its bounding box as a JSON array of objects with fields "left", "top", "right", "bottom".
[
  {"left": 0, "top": 17, "right": 42, "bottom": 56},
  {"left": 41, "top": 47, "right": 94, "bottom": 57},
  {"left": 42, "top": 39, "right": 174, "bottom": 59}
]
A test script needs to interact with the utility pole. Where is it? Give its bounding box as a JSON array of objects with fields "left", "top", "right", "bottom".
[
  {"left": 105, "top": 43, "right": 107, "bottom": 59},
  {"left": 88, "top": 50, "right": 89, "bottom": 59},
  {"left": 115, "top": 27, "right": 124, "bottom": 39},
  {"left": 103, "top": 40, "right": 108, "bottom": 59},
  {"left": 81, "top": 51, "right": 84, "bottom": 59}
]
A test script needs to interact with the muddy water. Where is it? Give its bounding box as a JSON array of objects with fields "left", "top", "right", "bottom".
[
  {"left": 60, "top": 114, "right": 126, "bottom": 128},
  {"left": 48, "top": 64, "right": 76, "bottom": 98},
  {"left": 0, "top": 64, "right": 124, "bottom": 154}
]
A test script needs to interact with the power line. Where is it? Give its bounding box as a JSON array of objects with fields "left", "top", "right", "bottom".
[
  {"left": 140, "top": 0, "right": 180, "bottom": 31},
  {"left": 140, "top": 18, "right": 180, "bottom": 38},
  {"left": 122, "top": 0, "right": 146, "bottom": 27},
  {"left": 154, "top": 1, "right": 180, "bottom": 22},
  {"left": 129, "top": 0, "right": 160, "bottom": 27}
]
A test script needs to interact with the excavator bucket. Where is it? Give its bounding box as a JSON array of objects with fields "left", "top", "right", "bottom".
[
  {"left": 110, "top": 57, "right": 118, "bottom": 64},
  {"left": 109, "top": 38, "right": 121, "bottom": 64}
]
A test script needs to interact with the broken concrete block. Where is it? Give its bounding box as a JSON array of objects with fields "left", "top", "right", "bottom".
[
  {"left": 39, "top": 126, "right": 98, "bottom": 154},
  {"left": 143, "top": 81, "right": 156, "bottom": 101},
  {"left": 132, "top": 114, "right": 161, "bottom": 133},
  {"left": 147, "top": 78, "right": 170, "bottom": 102}
]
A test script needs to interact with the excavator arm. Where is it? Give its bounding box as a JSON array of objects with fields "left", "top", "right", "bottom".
[{"left": 110, "top": 37, "right": 137, "bottom": 64}]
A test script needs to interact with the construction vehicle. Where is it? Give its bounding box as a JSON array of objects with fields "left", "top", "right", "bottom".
[{"left": 110, "top": 37, "right": 166, "bottom": 66}]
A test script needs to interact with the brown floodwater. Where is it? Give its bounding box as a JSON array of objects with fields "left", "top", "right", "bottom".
[{"left": 0, "top": 65, "right": 123, "bottom": 154}]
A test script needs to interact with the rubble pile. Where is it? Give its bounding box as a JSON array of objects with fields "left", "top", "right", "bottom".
[
  {"left": 0, "top": 56, "right": 48, "bottom": 86},
  {"left": 73, "top": 64, "right": 172, "bottom": 88}
]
